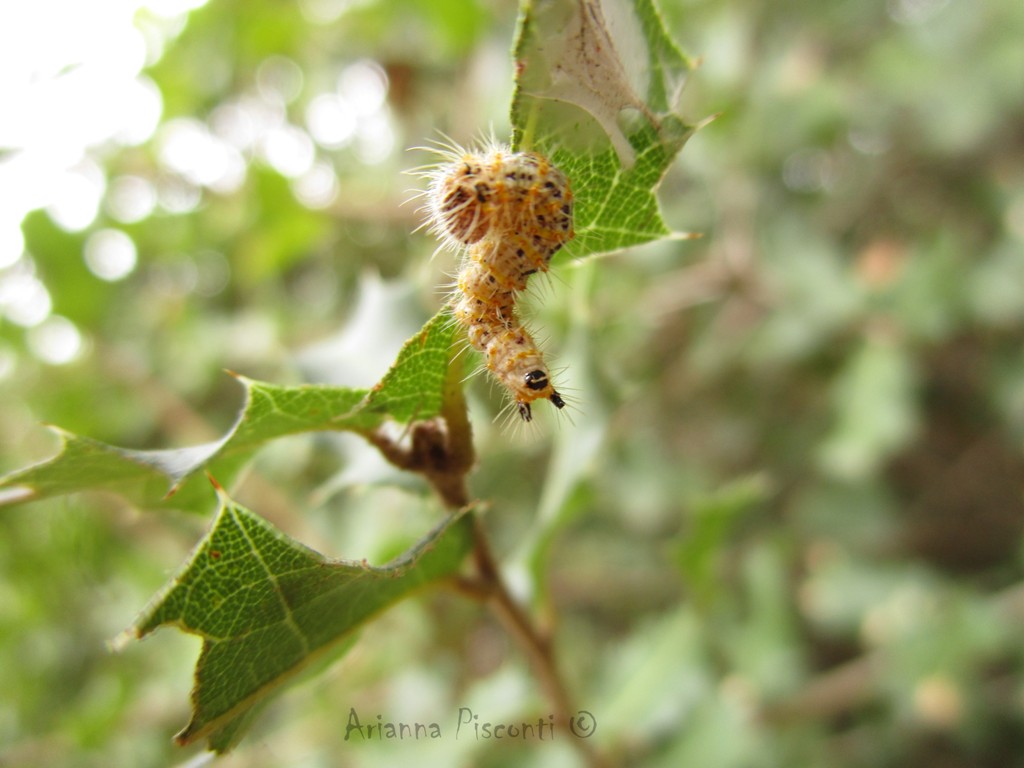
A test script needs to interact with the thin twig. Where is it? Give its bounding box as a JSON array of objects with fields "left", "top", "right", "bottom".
[
  {"left": 367, "top": 359, "right": 610, "bottom": 766},
  {"left": 465, "top": 515, "right": 610, "bottom": 768}
]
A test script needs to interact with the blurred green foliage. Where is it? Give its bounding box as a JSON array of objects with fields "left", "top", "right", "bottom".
[{"left": 2, "top": 0, "right": 1024, "bottom": 766}]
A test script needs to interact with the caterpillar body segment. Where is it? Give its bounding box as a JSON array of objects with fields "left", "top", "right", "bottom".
[
  {"left": 426, "top": 146, "right": 574, "bottom": 251},
  {"left": 479, "top": 323, "right": 564, "bottom": 422}
]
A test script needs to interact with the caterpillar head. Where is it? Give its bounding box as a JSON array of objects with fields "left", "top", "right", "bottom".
[{"left": 516, "top": 369, "right": 565, "bottom": 422}]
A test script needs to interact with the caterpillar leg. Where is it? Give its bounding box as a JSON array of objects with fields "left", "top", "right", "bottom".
[{"left": 516, "top": 385, "right": 566, "bottom": 422}]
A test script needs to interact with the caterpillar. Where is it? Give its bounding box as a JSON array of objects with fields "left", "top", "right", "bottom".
[{"left": 418, "top": 142, "right": 575, "bottom": 421}]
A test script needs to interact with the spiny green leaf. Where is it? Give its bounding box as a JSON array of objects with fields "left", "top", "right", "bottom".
[
  {"left": 0, "top": 308, "right": 457, "bottom": 511},
  {"left": 511, "top": 0, "right": 704, "bottom": 256},
  {"left": 120, "top": 488, "right": 474, "bottom": 751},
  {"left": 360, "top": 303, "right": 457, "bottom": 422},
  {"left": 550, "top": 128, "right": 691, "bottom": 255}
]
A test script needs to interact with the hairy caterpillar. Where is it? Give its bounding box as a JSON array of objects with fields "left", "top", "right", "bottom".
[{"left": 417, "top": 143, "right": 575, "bottom": 421}]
